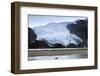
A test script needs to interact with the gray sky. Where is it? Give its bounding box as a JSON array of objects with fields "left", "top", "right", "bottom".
[{"left": 28, "top": 15, "right": 87, "bottom": 28}]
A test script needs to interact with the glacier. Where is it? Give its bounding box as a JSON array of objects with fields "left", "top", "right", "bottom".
[{"left": 32, "top": 21, "right": 83, "bottom": 47}]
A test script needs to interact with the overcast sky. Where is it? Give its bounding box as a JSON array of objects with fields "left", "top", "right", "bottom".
[{"left": 28, "top": 15, "right": 87, "bottom": 28}]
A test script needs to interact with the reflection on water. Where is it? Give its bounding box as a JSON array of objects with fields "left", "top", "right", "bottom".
[{"left": 28, "top": 54, "right": 88, "bottom": 61}]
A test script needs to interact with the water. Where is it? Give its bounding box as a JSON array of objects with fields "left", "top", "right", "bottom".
[{"left": 28, "top": 54, "right": 87, "bottom": 61}]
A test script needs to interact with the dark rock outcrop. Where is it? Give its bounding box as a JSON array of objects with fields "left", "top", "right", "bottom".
[
  {"left": 67, "top": 19, "right": 88, "bottom": 48},
  {"left": 30, "top": 40, "right": 49, "bottom": 48},
  {"left": 28, "top": 27, "right": 37, "bottom": 48},
  {"left": 28, "top": 27, "right": 49, "bottom": 48},
  {"left": 52, "top": 43, "right": 65, "bottom": 48},
  {"left": 67, "top": 43, "right": 77, "bottom": 48}
]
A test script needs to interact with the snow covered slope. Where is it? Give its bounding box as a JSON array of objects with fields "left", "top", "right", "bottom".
[{"left": 32, "top": 21, "right": 83, "bottom": 47}]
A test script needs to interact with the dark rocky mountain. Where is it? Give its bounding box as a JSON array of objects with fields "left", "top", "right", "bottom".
[
  {"left": 28, "top": 27, "right": 37, "bottom": 48},
  {"left": 67, "top": 19, "right": 88, "bottom": 47}
]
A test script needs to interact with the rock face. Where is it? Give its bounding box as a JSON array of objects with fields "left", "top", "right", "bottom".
[
  {"left": 67, "top": 19, "right": 88, "bottom": 47},
  {"left": 30, "top": 40, "right": 49, "bottom": 48},
  {"left": 28, "top": 27, "right": 49, "bottom": 48},
  {"left": 28, "top": 19, "right": 88, "bottom": 49},
  {"left": 28, "top": 27, "right": 37, "bottom": 48},
  {"left": 67, "top": 43, "right": 77, "bottom": 48}
]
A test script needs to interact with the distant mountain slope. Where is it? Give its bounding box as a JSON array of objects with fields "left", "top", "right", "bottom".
[{"left": 67, "top": 19, "right": 88, "bottom": 47}]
